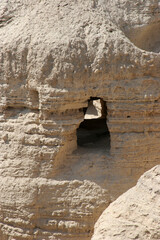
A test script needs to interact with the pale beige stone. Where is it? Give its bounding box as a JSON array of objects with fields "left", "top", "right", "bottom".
[
  {"left": 0, "top": 0, "right": 160, "bottom": 239},
  {"left": 84, "top": 100, "right": 102, "bottom": 119},
  {"left": 92, "top": 165, "right": 160, "bottom": 240}
]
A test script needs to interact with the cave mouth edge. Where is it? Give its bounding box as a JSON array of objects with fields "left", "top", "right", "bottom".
[{"left": 77, "top": 97, "right": 110, "bottom": 152}]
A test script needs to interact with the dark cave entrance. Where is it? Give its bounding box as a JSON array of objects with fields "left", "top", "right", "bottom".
[{"left": 77, "top": 98, "right": 110, "bottom": 152}]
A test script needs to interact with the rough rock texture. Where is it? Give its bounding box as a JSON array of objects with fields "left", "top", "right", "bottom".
[
  {"left": 0, "top": 0, "right": 160, "bottom": 239},
  {"left": 92, "top": 165, "right": 160, "bottom": 240}
]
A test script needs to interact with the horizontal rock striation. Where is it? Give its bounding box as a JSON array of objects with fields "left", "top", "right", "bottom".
[{"left": 0, "top": 0, "right": 160, "bottom": 239}]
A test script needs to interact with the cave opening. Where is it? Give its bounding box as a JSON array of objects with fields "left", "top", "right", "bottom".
[{"left": 77, "top": 98, "right": 110, "bottom": 152}]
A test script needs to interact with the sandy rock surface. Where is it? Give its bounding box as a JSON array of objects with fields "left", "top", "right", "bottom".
[
  {"left": 0, "top": 0, "right": 160, "bottom": 239},
  {"left": 92, "top": 165, "right": 160, "bottom": 240}
]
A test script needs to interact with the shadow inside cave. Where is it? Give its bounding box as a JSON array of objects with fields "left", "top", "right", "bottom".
[{"left": 77, "top": 118, "right": 110, "bottom": 151}]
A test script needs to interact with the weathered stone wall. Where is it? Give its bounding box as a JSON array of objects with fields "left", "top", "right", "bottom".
[
  {"left": 92, "top": 165, "right": 160, "bottom": 240},
  {"left": 0, "top": 0, "right": 160, "bottom": 239}
]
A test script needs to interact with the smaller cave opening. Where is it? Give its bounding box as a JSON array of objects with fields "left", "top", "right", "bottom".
[
  {"left": 30, "top": 89, "right": 39, "bottom": 109},
  {"left": 77, "top": 98, "right": 110, "bottom": 152},
  {"left": 124, "top": 21, "right": 160, "bottom": 53}
]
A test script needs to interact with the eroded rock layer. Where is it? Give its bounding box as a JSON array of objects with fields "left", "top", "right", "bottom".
[
  {"left": 92, "top": 165, "right": 160, "bottom": 240},
  {"left": 0, "top": 0, "right": 160, "bottom": 239}
]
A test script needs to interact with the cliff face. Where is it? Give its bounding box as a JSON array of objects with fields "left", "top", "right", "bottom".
[
  {"left": 92, "top": 165, "right": 160, "bottom": 240},
  {"left": 0, "top": 0, "right": 160, "bottom": 239}
]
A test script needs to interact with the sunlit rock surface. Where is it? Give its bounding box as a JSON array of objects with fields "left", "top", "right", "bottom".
[
  {"left": 0, "top": 0, "right": 160, "bottom": 239},
  {"left": 92, "top": 165, "right": 160, "bottom": 240}
]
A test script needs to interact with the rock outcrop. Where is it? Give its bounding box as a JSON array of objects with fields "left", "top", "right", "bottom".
[
  {"left": 0, "top": 0, "right": 160, "bottom": 239},
  {"left": 92, "top": 165, "right": 160, "bottom": 240}
]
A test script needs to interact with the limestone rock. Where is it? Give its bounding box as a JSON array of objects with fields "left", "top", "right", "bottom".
[
  {"left": 92, "top": 165, "right": 160, "bottom": 240},
  {"left": 84, "top": 99, "right": 102, "bottom": 119},
  {"left": 0, "top": 0, "right": 160, "bottom": 239},
  {"left": 106, "top": 0, "right": 160, "bottom": 52}
]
